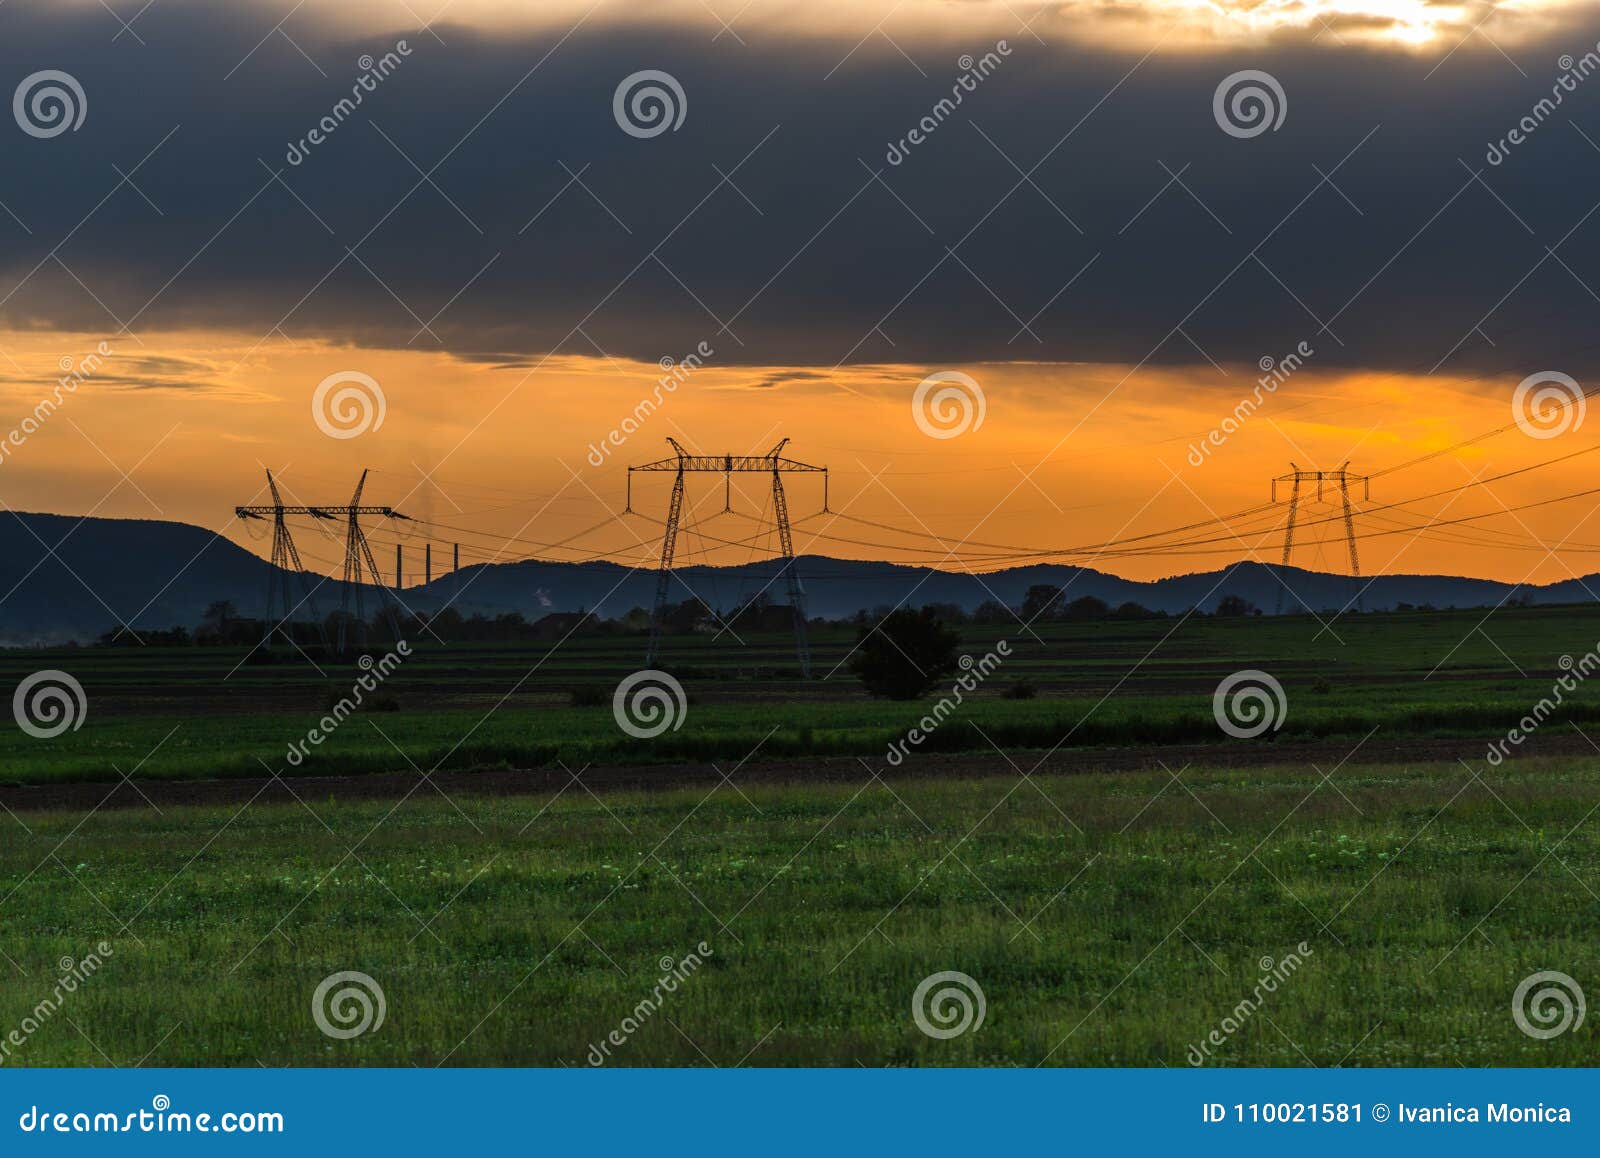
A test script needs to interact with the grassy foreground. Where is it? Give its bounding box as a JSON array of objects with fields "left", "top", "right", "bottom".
[{"left": 0, "top": 754, "right": 1594, "bottom": 1066}]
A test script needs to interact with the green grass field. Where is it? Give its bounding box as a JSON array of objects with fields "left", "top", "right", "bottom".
[
  {"left": 0, "top": 754, "right": 1593, "bottom": 1066},
  {"left": 0, "top": 603, "right": 1595, "bottom": 1066},
  {"left": 1, "top": 603, "right": 1597, "bottom": 784}
]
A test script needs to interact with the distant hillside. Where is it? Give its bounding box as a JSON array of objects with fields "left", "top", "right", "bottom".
[{"left": 0, "top": 511, "right": 1590, "bottom": 643}]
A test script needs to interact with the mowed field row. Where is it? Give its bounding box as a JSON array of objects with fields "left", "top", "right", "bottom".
[
  {"left": 0, "top": 605, "right": 1595, "bottom": 784},
  {"left": 0, "top": 756, "right": 1593, "bottom": 1066}
]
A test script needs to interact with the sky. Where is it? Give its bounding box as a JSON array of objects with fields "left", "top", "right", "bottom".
[{"left": 3, "top": 0, "right": 1600, "bottom": 588}]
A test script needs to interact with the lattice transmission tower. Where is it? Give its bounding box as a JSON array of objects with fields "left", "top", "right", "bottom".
[
  {"left": 234, "top": 470, "right": 327, "bottom": 648},
  {"left": 235, "top": 469, "right": 408, "bottom": 653},
  {"left": 629, "top": 438, "right": 828, "bottom": 677},
  {"left": 1271, "top": 461, "right": 1370, "bottom": 613}
]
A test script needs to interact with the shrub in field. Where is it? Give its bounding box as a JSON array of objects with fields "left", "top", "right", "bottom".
[
  {"left": 1003, "top": 679, "right": 1038, "bottom": 700},
  {"left": 850, "top": 608, "right": 960, "bottom": 700},
  {"left": 569, "top": 685, "right": 610, "bottom": 708}
]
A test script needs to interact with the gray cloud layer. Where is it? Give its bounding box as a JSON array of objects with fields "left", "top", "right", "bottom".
[{"left": 1, "top": 1, "right": 1597, "bottom": 378}]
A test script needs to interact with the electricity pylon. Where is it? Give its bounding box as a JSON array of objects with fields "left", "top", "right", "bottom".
[
  {"left": 334, "top": 469, "right": 406, "bottom": 653},
  {"left": 235, "top": 470, "right": 327, "bottom": 647},
  {"left": 1271, "top": 461, "right": 1370, "bottom": 613},
  {"left": 629, "top": 438, "right": 828, "bottom": 676},
  {"left": 235, "top": 469, "right": 407, "bottom": 653}
]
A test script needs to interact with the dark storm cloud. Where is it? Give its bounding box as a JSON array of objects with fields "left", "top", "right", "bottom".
[{"left": 1, "top": 0, "right": 1598, "bottom": 380}]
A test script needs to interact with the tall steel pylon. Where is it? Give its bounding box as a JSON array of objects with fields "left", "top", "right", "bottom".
[
  {"left": 235, "top": 470, "right": 327, "bottom": 647},
  {"left": 629, "top": 438, "right": 828, "bottom": 677},
  {"left": 1271, "top": 461, "right": 1370, "bottom": 613},
  {"left": 235, "top": 469, "right": 407, "bottom": 653},
  {"left": 334, "top": 469, "right": 406, "bottom": 653}
]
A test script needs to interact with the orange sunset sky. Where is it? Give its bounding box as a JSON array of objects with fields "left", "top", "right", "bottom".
[
  {"left": 2, "top": 328, "right": 1597, "bottom": 587},
  {"left": 5, "top": 0, "right": 1600, "bottom": 591}
]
